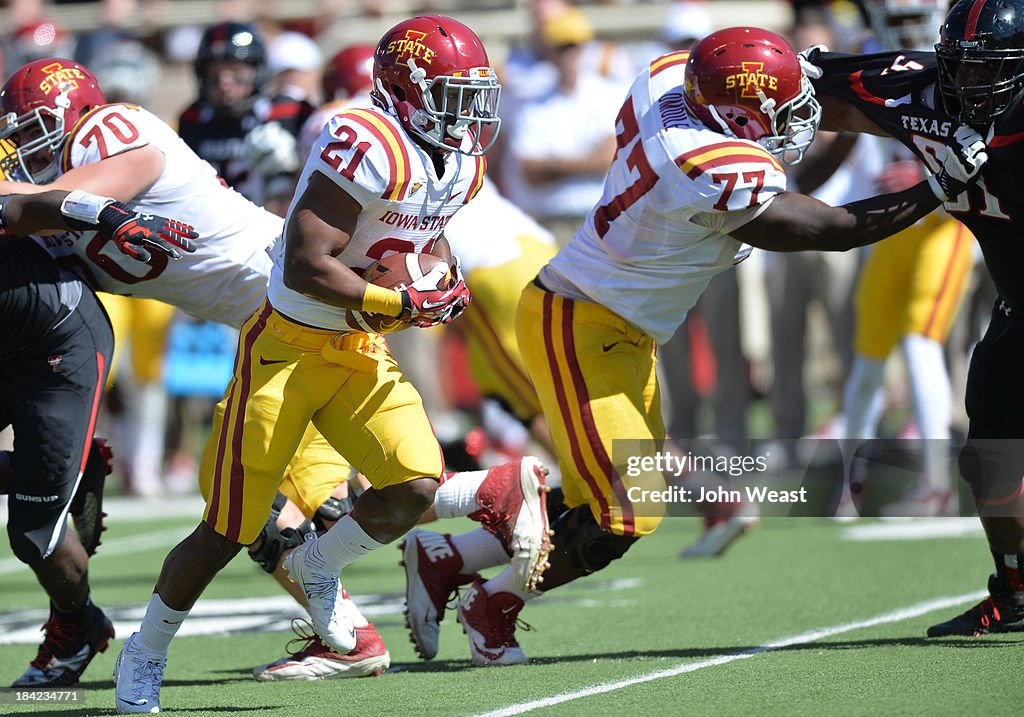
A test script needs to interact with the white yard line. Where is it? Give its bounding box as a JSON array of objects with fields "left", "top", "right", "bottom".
[
  {"left": 472, "top": 591, "right": 987, "bottom": 717},
  {"left": 842, "top": 518, "right": 984, "bottom": 541}
]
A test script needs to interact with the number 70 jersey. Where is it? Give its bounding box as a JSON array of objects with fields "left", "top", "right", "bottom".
[{"left": 543, "top": 52, "right": 788, "bottom": 344}]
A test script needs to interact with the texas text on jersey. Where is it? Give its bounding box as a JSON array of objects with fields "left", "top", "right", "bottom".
[
  {"left": 812, "top": 50, "right": 1024, "bottom": 310},
  {"left": 541, "top": 52, "right": 784, "bottom": 344},
  {"left": 267, "top": 105, "right": 487, "bottom": 331}
]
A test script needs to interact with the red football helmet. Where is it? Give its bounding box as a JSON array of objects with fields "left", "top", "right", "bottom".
[
  {"left": 683, "top": 27, "right": 821, "bottom": 164},
  {"left": 323, "top": 44, "right": 375, "bottom": 102},
  {"left": 0, "top": 58, "right": 107, "bottom": 183},
  {"left": 370, "top": 15, "right": 501, "bottom": 156}
]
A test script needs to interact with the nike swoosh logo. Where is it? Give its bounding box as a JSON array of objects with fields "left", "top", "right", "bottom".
[
  {"left": 421, "top": 299, "right": 452, "bottom": 310},
  {"left": 259, "top": 356, "right": 288, "bottom": 366},
  {"left": 471, "top": 636, "right": 505, "bottom": 661},
  {"left": 161, "top": 619, "right": 182, "bottom": 625},
  {"left": 602, "top": 342, "right": 620, "bottom": 352}
]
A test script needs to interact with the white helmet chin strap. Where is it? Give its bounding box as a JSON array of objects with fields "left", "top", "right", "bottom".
[{"left": 706, "top": 105, "right": 735, "bottom": 137}]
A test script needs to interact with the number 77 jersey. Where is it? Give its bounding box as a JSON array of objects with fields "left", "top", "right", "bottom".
[{"left": 544, "top": 52, "right": 788, "bottom": 345}]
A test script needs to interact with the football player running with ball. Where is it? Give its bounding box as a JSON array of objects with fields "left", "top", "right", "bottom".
[
  {"left": 808, "top": 0, "right": 1024, "bottom": 637},
  {"left": 112, "top": 16, "right": 555, "bottom": 713},
  {"left": 402, "top": 26, "right": 991, "bottom": 666}
]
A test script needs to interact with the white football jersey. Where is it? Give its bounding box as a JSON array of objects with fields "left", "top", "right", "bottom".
[
  {"left": 268, "top": 106, "right": 487, "bottom": 331},
  {"left": 297, "top": 94, "right": 372, "bottom": 166},
  {"left": 444, "top": 179, "right": 555, "bottom": 274},
  {"left": 541, "top": 52, "right": 787, "bottom": 344},
  {"left": 33, "top": 104, "right": 280, "bottom": 328}
]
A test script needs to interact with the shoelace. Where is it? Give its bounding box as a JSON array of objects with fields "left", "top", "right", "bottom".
[
  {"left": 129, "top": 656, "right": 164, "bottom": 702},
  {"left": 284, "top": 618, "right": 328, "bottom": 658},
  {"left": 965, "top": 597, "right": 1002, "bottom": 629}
]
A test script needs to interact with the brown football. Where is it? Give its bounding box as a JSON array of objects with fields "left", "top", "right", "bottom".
[{"left": 346, "top": 252, "right": 450, "bottom": 333}]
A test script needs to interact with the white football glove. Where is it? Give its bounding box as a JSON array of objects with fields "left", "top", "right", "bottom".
[
  {"left": 927, "top": 125, "right": 989, "bottom": 201},
  {"left": 798, "top": 44, "right": 827, "bottom": 80},
  {"left": 244, "top": 122, "right": 300, "bottom": 176}
]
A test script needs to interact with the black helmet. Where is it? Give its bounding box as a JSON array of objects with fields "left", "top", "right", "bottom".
[
  {"left": 194, "top": 21, "right": 268, "bottom": 107},
  {"left": 936, "top": 0, "right": 1024, "bottom": 125}
]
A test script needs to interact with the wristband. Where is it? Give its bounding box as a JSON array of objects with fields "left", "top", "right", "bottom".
[
  {"left": 60, "top": 189, "right": 115, "bottom": 230},
  {"left": 361, "top": 283, "right": 404, "bottom": 317}
]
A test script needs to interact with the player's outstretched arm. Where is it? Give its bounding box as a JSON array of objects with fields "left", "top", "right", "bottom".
[
  {"left": 731, "top": 126, "right": 987, "bottom": 252},
  {"left": 0, "top": 189, "right": 198, "bottom": 262}
]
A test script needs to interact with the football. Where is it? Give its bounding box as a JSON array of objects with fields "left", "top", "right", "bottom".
[{"left": 346, "top": 252, "right": 451, "bottom": 333}]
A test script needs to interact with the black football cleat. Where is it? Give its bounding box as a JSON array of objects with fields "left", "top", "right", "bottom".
[
  {"left": 70, "top": 437, "right": 112, "bottom": 557},
  {"left": 12, "top": 602, "right": 115, "bottom": 687},
  {"left": 927, "top": 574, "right": 1024, "bottom": 637}
]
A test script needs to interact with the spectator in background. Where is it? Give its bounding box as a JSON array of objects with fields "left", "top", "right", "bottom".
[
  {"left": 662, "top": 0, "right": 714, "bottom": 51},
  {"left": 266, "top": 31, "right": 323, "bottom": 105},
  {"left": 501, "top": 6, "right": 624, "bottom": 242}
]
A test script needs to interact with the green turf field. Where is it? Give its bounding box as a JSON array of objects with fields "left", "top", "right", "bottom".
[{"left": 0, "top": 510, "right": 1019, "bottom": 716}]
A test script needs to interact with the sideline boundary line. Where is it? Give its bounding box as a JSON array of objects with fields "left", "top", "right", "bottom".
[{"left": 472, "top": 591, "right": 987, "bottom": 717}]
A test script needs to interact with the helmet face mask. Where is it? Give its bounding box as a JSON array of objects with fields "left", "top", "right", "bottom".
[
  {"left": 0, "top": 58, "right": 107, "bottom": 183},
  {"left": 370, "top": 16, "right": 502, "bottom": 156},
  {"left": 683, "top": 27, "right": 821, "bottom": 164},
  {"left": 936, "top": 0, "right": 1024, "bottom": 126},
  {"left": 195, "top": 22, "right": 268, "bottom": 114}
]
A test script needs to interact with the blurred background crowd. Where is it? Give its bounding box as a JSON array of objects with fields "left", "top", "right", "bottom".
[{"left": 0, "top": 0, "right": 992, "bottom": 516}]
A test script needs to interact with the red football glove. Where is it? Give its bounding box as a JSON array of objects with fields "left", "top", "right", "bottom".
[
  {"left": 400, "top": 257, "right": 472, "bottom": 328},
  {"left": 97, "top": 202, "right": 198, "bottom": 263}
]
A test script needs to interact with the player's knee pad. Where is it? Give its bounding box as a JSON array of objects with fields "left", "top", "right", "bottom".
[
  {"left": 550, "top": 505, "right": 638, "bottom": 575},
  {"left": 312, "top": 495, "right": 355, "bottom": 532},
  {"left": 249, "top": 491, "right": 314, "bottom": 573}
]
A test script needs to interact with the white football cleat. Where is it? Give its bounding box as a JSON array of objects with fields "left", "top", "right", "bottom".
[
  {"left": 253, "top": 620, "right": 390, "bottom": 680},
  {"left": 113, "top": 633, "right": 165, "bottom": 714},
  {"left": 282, "top": 539, "right": 357, "bottom": 653},
  {"left": 456, "top": 577, "right": 528, "bottom": 667}
]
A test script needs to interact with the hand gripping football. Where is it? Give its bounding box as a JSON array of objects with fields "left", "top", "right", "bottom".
[{"left": 347, "top": 252, "right": 451, "bottom": 333}]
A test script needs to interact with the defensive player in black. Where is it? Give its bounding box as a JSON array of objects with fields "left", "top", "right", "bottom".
[
  {"left": 0, "top": 189, "right": 196, "bottom": 686},
  {"left": 177, "top": 21, "right": 314, "bottom": 215},
  {"left": 809, "top": 0, "right": 1024, "bottom": 636}
]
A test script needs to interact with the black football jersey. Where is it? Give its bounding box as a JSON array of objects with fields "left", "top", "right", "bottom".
[
  {"left": 813, "top": 50, "right": 1024, "bottom": 310},
  {"left": 177, "top": 94, "right": 314, "bottom": 204},
  {"left": 0, "top": 238, "right": 83, "bottom": 361}
]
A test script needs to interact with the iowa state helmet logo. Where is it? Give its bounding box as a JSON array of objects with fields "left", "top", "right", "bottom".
[
  {"left": 725, "top": 62, "right": 779, "bottom": 98},
  {"left": 385, "top": 29, "right": 436, "bottom": 65},
  {"left": 38, "top": 61, "right": 87, "bottom": 94}
]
